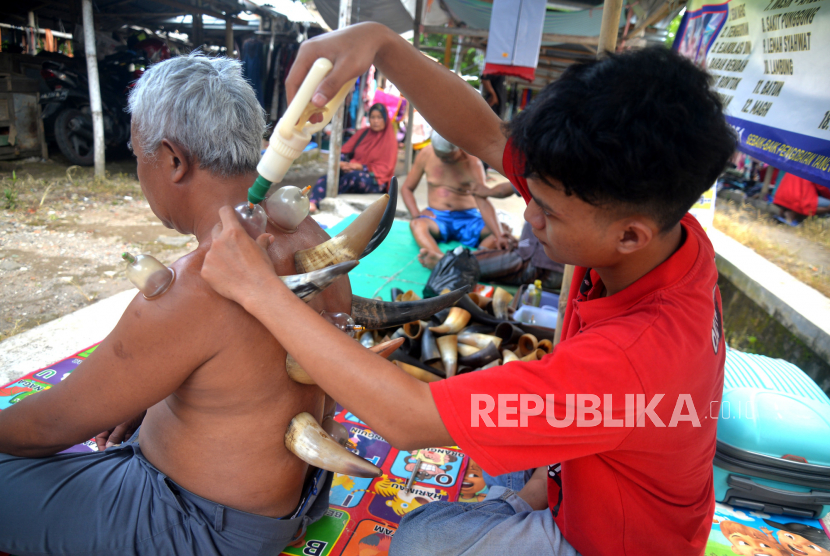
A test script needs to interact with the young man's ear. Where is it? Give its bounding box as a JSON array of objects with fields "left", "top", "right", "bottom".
[
  {"left": 160, "top": 139, "right": 190, "bottom": 183},
  {"left": 616, "top": 219, "right": 654, "bottom": 255}
]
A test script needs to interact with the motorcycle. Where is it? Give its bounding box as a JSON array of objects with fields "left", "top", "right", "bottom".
[{"left": 39, "top": 39, "right": 169, "bottom": 166}]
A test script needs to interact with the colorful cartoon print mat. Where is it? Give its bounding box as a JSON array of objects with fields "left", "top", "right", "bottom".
[{"left": 2, "top": 349, "right": 829, "bottom": 556}]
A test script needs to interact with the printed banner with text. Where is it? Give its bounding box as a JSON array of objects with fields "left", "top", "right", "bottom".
[{"left": 674, "top": 0, "right": 830, "bottom": 187}]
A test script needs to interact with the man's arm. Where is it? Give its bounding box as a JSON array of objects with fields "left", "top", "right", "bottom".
[
  {"left": 482, "top": 78, "right": 498, "bottom": 107},
  {"left": 203, "top": 207, "right": 454, "bottom": 451},
  {"left": 0, "top": 266, "right": 216, "bottom": 457},
  {"left": 476, "top": 180, "right": 517, "bottom": 199},
  {"left": 469, "top": 157, "right": 509, "bottom": 249},
  {"left": 401, "top": 149, "right": 427, "bottom": 218},
  {"left": 285, "top": 23, "right": 507, "bottom": 174}
]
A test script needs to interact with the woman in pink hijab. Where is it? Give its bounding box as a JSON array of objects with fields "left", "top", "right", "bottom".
[{"left": 309, "top": 103, "right": 398, "bottom": 212}]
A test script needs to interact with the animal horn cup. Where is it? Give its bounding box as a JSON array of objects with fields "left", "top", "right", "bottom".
[
  {"left": 294, "top": 195, "right": 390, "bottom": 273},
  {"left": 280, "top": 260, "right": 358, "bottom": 302},
  {"left": 285, "top": 412, "right": 382, "bottom": 478},
  {"left": 351, "top": 286, "right": 470, "bottom": 330}
]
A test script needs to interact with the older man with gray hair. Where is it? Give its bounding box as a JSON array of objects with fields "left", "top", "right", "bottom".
[{"left": 0, "top": 53, "right": 346, "bottom": 555}]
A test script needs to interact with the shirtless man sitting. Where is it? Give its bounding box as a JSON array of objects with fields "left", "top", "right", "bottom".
[
  {"left": 404, "top": 132, "right": 513, "bottom": 269},
  {"left": 0, "top": 54, "right": 346, "bottom": 555}
]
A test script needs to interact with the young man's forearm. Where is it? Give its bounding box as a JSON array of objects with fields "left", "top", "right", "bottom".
[
  {"left": 243, "top": 277, "right": 453, "bottom": 450},
  {"left": 372, "top": 28, "right": 505, "bottom": 171}
]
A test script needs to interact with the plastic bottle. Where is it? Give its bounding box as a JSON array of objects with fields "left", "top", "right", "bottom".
[
  {"left": 522, "top": 284, "right": 539, "bottom": 308},
  {"left": 532, "top": 279, "right": 543, "bottom": 307},
  {"left": 236, "top": 58, "right": 356, "bottom": 238},
  {"left": 122, "top": 252, "right": 175, "bottom": 299}
]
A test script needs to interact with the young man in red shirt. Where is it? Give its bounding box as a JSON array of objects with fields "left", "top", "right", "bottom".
[{"left": 200, "top": 23, "right": 735, "bottom": 556}]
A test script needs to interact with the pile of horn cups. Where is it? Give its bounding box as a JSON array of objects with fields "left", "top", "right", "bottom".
[{"left": 358, "top": 286, "right": 554, "bottom": 381}]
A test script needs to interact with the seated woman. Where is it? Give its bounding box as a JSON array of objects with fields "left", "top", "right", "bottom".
[
  {"left": 773, "top": 173, "right": 830, "bottom": 224},
  {"left": 309, "top": 102, "right": 398, "bottom": 212}
]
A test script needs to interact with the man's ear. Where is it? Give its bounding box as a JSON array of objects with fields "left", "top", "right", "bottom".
[
  {"left": 616, "top": 218, "right": 654, "bottom": 255},
  {"left": 160, "top": 139, "right": 190, "bottom": 183}
]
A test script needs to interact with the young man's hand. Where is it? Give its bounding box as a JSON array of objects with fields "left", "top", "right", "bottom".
[
  {"left": 286, "top": 22, "right": 393, "bottom": 108},
  {"left": 202, "top": 206, "right": 278, "bottom": 308}
]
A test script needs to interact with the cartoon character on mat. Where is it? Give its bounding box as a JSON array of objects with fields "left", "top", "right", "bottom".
[
  {"left": 720, "top": 520, "right": 789, "bottom": 556},
  {"left": 403, "top": 449, "right": 457, "bottom": 485},
  {"left": 459, "top": 460, "right": 488, "bottom": 503},
  {"left": 356, "top": 532, "right": 392, "bottom": 556},
  {"left": 764, "top": 519, "right": 830, "bottom": 552},
  {"left": 374, "top": 478, "right": 433, "bottom": 517}
]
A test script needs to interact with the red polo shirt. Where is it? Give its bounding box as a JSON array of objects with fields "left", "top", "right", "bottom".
[{"left": 429, "top": 142, "right": 725, "bottom": 556}]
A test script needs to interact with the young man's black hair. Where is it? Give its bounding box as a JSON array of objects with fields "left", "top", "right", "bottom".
[{"left": 508, "top": 46, "right": 736, "bottom": 231}]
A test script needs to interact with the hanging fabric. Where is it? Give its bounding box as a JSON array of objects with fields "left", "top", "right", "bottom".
[{"left": 483, "top": 0, "right": 547, "bottom": 82}]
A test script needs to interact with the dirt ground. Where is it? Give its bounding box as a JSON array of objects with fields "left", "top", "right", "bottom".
[
  {"left": 3, "top": 154, "right": 830, "bottom": 343},
  {"left": 713, "top": 198, "right": 830, "bottom": 297},
  {"left": 0, "top": 153, "right": 326, "bottom": 342}
]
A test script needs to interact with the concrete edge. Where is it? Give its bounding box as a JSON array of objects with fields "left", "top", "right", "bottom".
[
  {"left": 0, "top": 289, "right": 138, "bottom": 385},
  {"left": 709, "top": 228, "right": 830, "bottom": 364}
]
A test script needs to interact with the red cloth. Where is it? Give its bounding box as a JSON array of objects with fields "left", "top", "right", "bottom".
[
  {"left": 773, "top": 173, "right": 830, "bottom": 216},
  {"left": 341, "top": 122, "right": 398, "bottom": 187},
  {"left": 429, "top": 140, "right": 725, "bottom": 556},
  {"left": 483, "top": 62, "right": 535, "bottom": 82}
]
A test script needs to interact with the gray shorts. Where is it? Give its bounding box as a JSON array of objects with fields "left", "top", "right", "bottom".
[{"left": 0, "top": 430, "right": 331, "bottom": 556}]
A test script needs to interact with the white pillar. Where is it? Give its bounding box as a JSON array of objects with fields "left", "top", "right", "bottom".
[
  {"left": 81, "top": 0, "right": 105, "bottom": 178},
  {"left": 325, "top": 0, "right": 352, "bottom": 198}
]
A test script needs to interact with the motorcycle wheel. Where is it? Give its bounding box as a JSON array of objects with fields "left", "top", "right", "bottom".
[{"left": 54, "top": 108, "right": 95, "bottom": 166}]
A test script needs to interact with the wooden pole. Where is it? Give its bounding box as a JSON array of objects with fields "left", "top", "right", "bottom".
[
  {"left": 325, "top": 0, "right": 352, "bottom": 198},
  {"left": 192, "top": 13, "right": 203, "bottom": 48},
  {"left": 82, "top": 0, "right": 105, "bottom": 178},
  {"left": 404, "top": 0, "right": 424, "bottom": 174},
  {"left": 444, "top": 34, "right": 453, "bottom": 68},
  {"left": 555, "top": 0, "right": 623, "bottom": 345},
  {"left": 596, "top": 0, "right": 624, "bottom": 56},
  {"left": 760, "top": 165, "right": 775, "bottom": 200},
  {"left": 225, "top": 18, "right": 235, "bottom": 58}
]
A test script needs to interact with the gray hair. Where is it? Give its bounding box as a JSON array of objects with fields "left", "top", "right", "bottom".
[{"left": 128, "top": 52, "right": 265, "bottom": 177}]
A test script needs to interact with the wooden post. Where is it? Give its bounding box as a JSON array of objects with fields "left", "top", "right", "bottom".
[
  {"left": 192, "top": 13, "right": 203, "bottom": 49},
  {"left": 225, "top": 18, "right": 235, "bottom": 58},
  {"left": 444, "top": 34, "right": 453, "bottom": 68},
  {"left": 555, "top": 0, "right": 623, "bottom": 345},
  {"left": 82, "top": 0, "right": 105, "bottom": 178},
  {"left": 760, "top": 165, "right": 775, "bottom": 200},
  {"left": 404, "top": 0, "right": 424, "bottom": 174},
  {"left": 325, "top": 0, "right": 352, "bottom": 198},
  {"left": 596, "top": 0, "right": 624, "bottom": 56}
]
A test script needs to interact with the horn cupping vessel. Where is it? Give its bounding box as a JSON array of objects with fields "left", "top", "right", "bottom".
[
  {"left": 285, "top": 412, "right": 382, "bottom": 478},
  {"left": 280, "top": 260, "right": 358, "bottom": 302},
  {"left": 429, "top": 307, "right": 471, "bottom": 334},
  {"left": 351, "top": 286, "right": 470, "bottom": 330},
  {"left": 294, "top": 195, "right": 389, "bottom": 273}
]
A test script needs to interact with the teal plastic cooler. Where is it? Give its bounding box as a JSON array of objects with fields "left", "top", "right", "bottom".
[{"left": 714, "top": 349, "right": 830, "bottom": 519}]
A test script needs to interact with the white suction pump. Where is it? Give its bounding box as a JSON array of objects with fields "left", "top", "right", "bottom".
[{"left": 236, "top": 58, "right": 356, "bottom": 237}]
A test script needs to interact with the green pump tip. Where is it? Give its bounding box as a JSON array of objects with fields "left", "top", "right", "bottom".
[
  {"left": 247, "top": 175, "right": 272, "bottom": 205},
  {"left": 122, "top": 252, "right": 136, "bottom": 264}
]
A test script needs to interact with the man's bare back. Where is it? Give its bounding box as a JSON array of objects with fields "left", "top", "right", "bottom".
[{"left": 137, "top": 217, "right": 348, "bottom": 517}]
